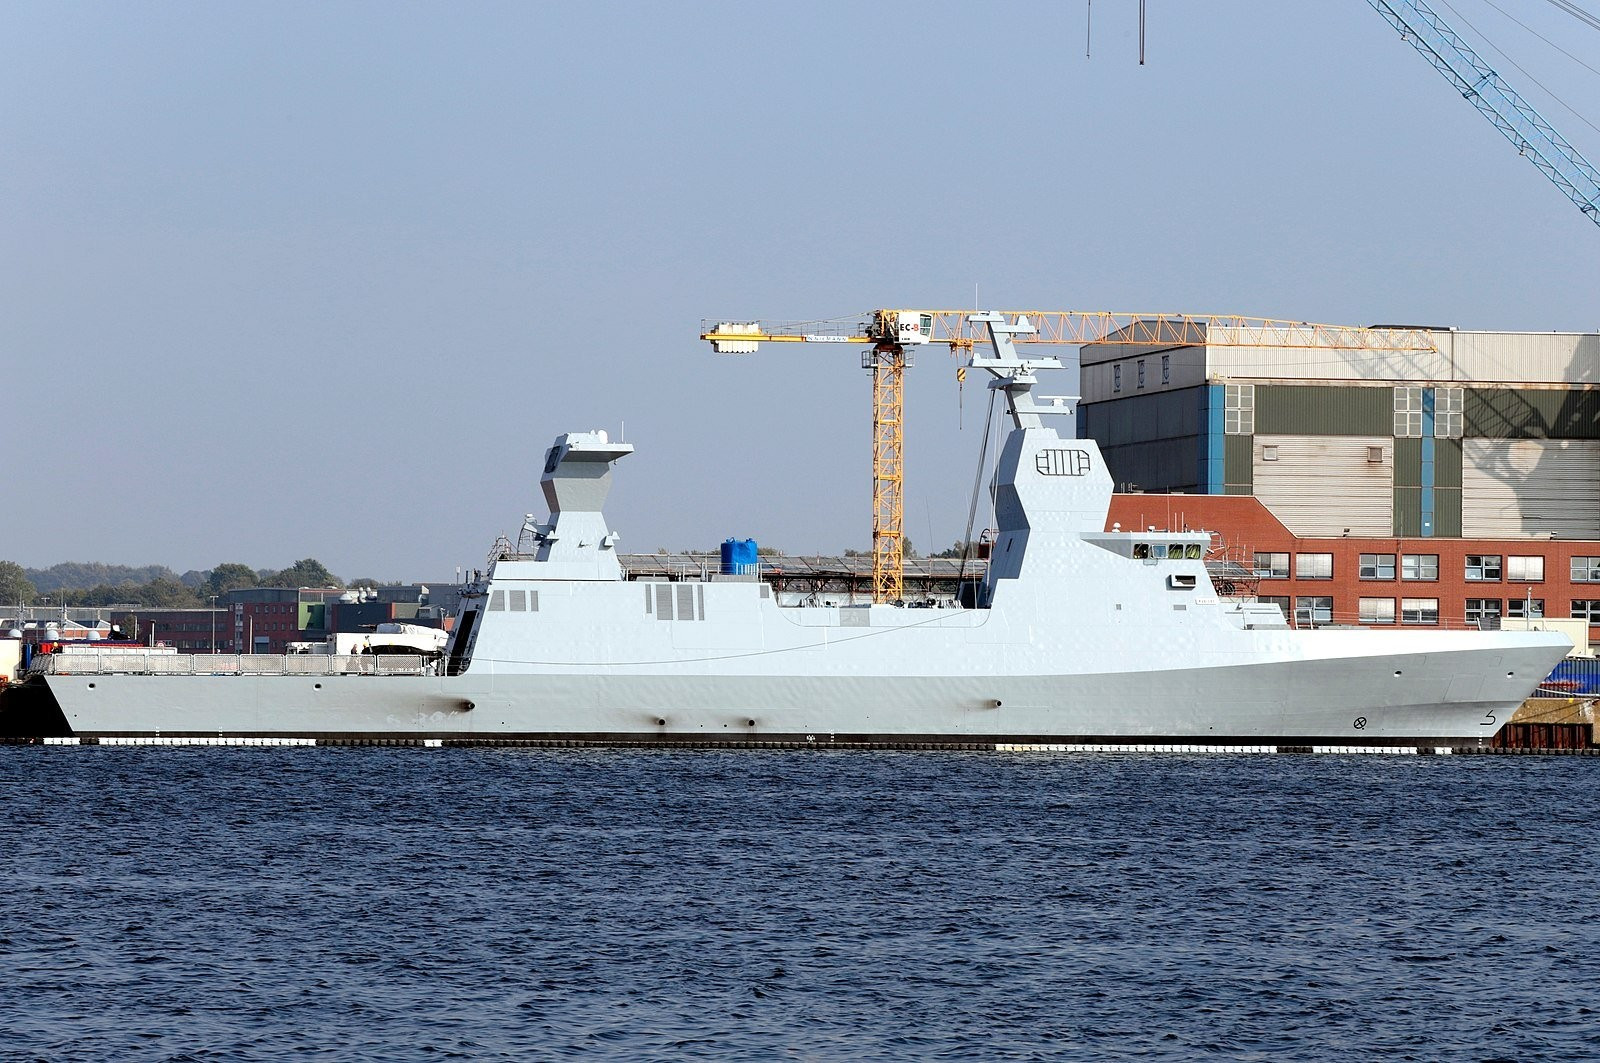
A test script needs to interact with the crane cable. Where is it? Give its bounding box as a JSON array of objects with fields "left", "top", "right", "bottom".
[
  {"left": 957, "top": 385, "right": 1000, "bottom": 593},
  {"left": 1540, "top": 0, "right": 1600, "bottom": 33},
  {"left": 1439, "top": 0, "right": 1600, "bottom": 139},
  {"left": 1483, "top": 0, "right": 1600, "bottom": 80}
]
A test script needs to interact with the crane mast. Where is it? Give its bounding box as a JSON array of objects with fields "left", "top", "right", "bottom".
[{"left": 1368, "top": 0, "right": 1600, "bottom": 228}]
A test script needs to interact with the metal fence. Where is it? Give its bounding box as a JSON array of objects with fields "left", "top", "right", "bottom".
[{"left": 36, "top": 653, "right": 428, "bottom": 676}]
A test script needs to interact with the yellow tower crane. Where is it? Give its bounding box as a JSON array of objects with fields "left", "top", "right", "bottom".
[{"left": 703, "top": 310, "right": 1436, "bottom": 604}]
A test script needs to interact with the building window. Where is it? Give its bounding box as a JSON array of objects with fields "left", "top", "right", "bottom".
[
  {"left": 1506, "top": 556, "right": 1544, "bottom": 583},
  {"left": 1296, "top": 553, "right": 1333, "bottom": 580},
  {"left": 1261, "top": 444, "right": 1279, "bottom": 461},
  {"left": 1359, "top": 597, "right": 1395, "bottom": 624},
  {"left": 1224, "top": 384, "right": 1254, "bottom": 435},
  {"left": 1295, "top": 596, "right": 1333, "bottom": 626},
  {"left": 1161, "top": 354, "right": 1170, "bottom": 384},
  {"left": 1359, "top": 553, "right": 1396, "bottom": 580},
  {"left": 1137, "top": 359, "right": 1146, "bottom": 389},
  {"left": 1254, "top": 552, "right": 1289, "bottom": 579},
  {"left": 1401, "top": 598, "right": 1440, "bottom": 625},
  {"left": 1259, "top": 595, "right": 1291, "bottom": 615},
  {"left": 1465, "top": 599, "right": 1503, "bottom": 627},
  {"left": 1113, "top": 364, "right": 1122, "bottom": 393},
  {"left": 1506, "top": 598, "right": 1544, "bottom": 619},
  {"left": 1464, "top": 555, "right": 1502, "bottom": 582},
  {"left": 1394, "top": 386, "right": 1424, "bottom": 438},
  {"left": 1571, "top": 600, "right": 1600, "bottom": 622},
  {"left": 1571, "top": 557, "right": 1600, "bottom": 583},
  {"left": 1401, "top": 553, "right": 1439, "bottom": 581},
  {"left": 1436, "top": 387, "right": 1464, "bottom": 438}
]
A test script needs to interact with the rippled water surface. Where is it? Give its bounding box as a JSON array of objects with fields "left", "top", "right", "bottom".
[{"left": 2, "top": 749, "right": 1597, "bottom": 1060}]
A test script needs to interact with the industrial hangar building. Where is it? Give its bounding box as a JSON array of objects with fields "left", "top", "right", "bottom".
[{"left": 1082, "top": 324, "right": 1600, "bottom": 639}]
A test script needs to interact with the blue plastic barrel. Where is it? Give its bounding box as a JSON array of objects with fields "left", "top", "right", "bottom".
[{"left": 720, "top": 538, "right": 759, "bottom": 575}]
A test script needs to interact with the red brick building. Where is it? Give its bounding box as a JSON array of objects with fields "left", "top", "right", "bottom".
[{"left": 1108, "top": 494, "right": 1586, "bottom": 636}]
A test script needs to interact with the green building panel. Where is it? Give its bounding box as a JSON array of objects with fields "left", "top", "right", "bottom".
[
  {"left": 1464, "top": 388, "right": 1600, "bottom": 439},
  {"left": 1434, "top": 487, "right": 1462, "bottom": 538},
  {"left": 1393, "top": 437, "right": 1422, "bottom": 488},
  {"left": 1434, "top": 437, "right": 1462, "bottom": 489},
  {"left": 1393, "top": 487, "right": 1423, "bottom": 537},
  {"left": 1255, "top": 385, "right": 1392, "bottom": 436},
  {"left": 1223, "top": 434, "right": 1253, "bottom": 493}
]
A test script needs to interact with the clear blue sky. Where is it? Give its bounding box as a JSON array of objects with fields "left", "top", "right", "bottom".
[{"left": 4, "top": 1, "right": 1597, "bottom": 580}]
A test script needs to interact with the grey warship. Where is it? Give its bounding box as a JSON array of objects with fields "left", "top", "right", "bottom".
[{"left": 21, "top": 314, "right": 1570, "bottom": 748}]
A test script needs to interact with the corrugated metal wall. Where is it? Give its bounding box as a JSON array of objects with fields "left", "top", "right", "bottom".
[
  {"left": 1255, "top": 385, "right": 1392, "bottom": 436},
  {"left": 1208, "top": 346, "right": 1456, "bottom": 382},
  {"left": 1464, "top": 388, "right": 1600, "bottom": 439},
  {"left": 1392, "top": 436, "right": 1422, "bottom": 537},
  {"left": 1462, "top": 439, "right": 1600, "bottom": 538},
  {"left": 1434, "top": 438, "right": 1462, "bottom": 537},
  {"left": 1254, "top": 435, "right": 1394, "bottom": 536},
  {"left": 1450, "top": 333, "right": 1600, "bottom": 384},
  {"left": 1082, "top": 388, "right": 1204, "bottom": 446},
  {"left": 1224, "top": 435, "right": 1252, "bottom": 495},
  {"left": 1099, "top": 438, "right": 1201, "bottom": 493},
  {"left": 1085, "top": 388, "right": 1204, "bottom": 492}
]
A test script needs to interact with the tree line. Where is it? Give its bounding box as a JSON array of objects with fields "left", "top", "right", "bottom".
[{"left": 1, "top": 558, "right": 347, "bottom": 610}]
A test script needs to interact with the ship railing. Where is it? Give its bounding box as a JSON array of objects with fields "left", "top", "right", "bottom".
[{"left": 34, "top": 652, "right": 429, "bottom": 676}]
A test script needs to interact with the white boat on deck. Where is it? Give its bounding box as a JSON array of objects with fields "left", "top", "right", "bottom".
[{"left": 31, "top": 315, "right": 1570, "bottom": 747}]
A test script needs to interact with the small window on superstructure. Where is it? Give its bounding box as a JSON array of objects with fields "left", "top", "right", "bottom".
[{"left": 1133, "top": 543, "right": 1149, "bottom": 559}]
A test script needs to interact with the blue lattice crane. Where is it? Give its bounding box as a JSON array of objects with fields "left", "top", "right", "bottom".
[{"left": 1368, "top": 0, "right": 1600, "bottom": 229}]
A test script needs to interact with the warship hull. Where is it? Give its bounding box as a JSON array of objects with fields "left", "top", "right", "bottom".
[{"left": 39, "top": 636, "right": 1561, "bottom": 746}]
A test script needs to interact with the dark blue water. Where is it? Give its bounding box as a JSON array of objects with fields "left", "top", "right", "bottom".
[{"left": 2, "top": 750, "right": 1597, "bottom": 1061}]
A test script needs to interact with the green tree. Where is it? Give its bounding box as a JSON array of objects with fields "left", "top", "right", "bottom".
[
  {"left": 139, "top": 577, "right": 203, "bottom": 608},
  {"left": 205, "top": 563, "right": 259, "bottom": 597},
  {"left": 267, "top": 558, "right": 342, "bottom": 588},
  {"left": 0, "top": 561, "right": 35, "bottom": 606}
]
